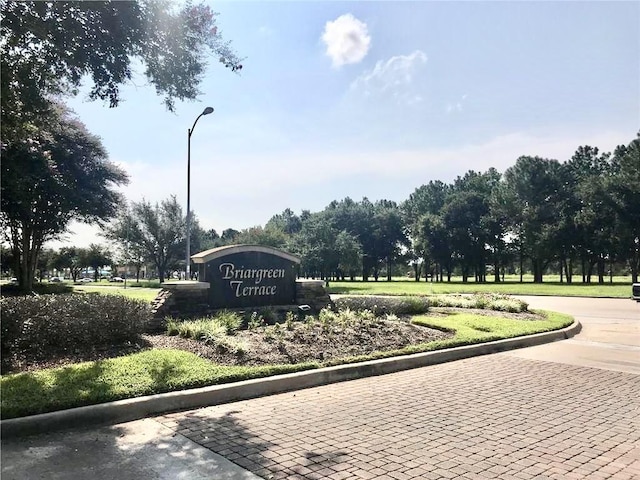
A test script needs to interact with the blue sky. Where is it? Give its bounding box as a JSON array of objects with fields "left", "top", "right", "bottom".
[{"left": 55, "top": 1, "right": 639, "bottom": 249}]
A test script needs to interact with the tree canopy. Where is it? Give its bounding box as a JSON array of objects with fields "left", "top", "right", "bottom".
[
  {"left": 105, "top": 196, "right": 186, "bottom": 283},
  {"left": 1, "top": 103, "right": 127, "bottom": 289},
  {"left": 1, "top": 0, "right": 242, "bottom": 142}
]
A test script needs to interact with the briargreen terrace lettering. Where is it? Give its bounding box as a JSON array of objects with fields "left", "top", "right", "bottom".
[{"left": 219, "top": 262, "right": 284, "bottom": 297}]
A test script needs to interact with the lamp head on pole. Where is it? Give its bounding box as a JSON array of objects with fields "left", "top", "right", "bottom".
[{"left": 202, "top": 106, "right": 214, "bottom": 115}]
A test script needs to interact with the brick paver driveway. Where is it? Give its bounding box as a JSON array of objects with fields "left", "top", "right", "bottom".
[{"left": 158, "top": 352, "right": 640, "bottom": 480}]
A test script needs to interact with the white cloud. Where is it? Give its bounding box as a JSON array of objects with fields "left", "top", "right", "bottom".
[
  {"left": 350, "top": 50, "right": 427, "bottom": 103},
  {"left": 321, "top": 14, "right": 371, "bottom": 67}
]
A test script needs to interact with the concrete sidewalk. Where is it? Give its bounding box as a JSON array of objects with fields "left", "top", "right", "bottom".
[{"left": 1, "top": 418, "right": 262, "bottom": 480}]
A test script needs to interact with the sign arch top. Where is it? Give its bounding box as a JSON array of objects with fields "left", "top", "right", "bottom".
[{"left": 192, "top": 244, "right": 301, "bottom": 265}]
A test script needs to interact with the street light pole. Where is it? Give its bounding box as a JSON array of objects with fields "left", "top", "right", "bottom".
[{"left": 186, "top": 106, "right": 214, "bottom": 280}]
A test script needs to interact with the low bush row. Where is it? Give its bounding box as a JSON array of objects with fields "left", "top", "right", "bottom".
[
  {"left": 1, "top": 293, "right": 150, "bottom": 372},
  {"left": 333, "top": 293, "right": 528, "bottom": 314},
  {"left": 428, "top": 294, "right": 528, "bottom": 312},
  {"left": 332, "top": 295, "right": 431, "bottom": 315}
]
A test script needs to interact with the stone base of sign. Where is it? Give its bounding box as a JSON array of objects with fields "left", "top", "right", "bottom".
[
  {"left": 148, "top": 281, "right": 210, "bottom": 332},
  {"left": 295, "top": 279, "right": 333, "bottom": 311},
  {"left": 148, "top": 279, "right": 332, "bottom": 332}
]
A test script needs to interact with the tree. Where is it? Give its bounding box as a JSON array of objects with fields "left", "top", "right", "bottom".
[
  {"left": 266, "top": 208, "right": 302, "bottom": 235},
  {"left": 105, "top": 196, "right": 185, "bottom": 283},
  {"left": 1, "top": 0, "right": 242, "bottom": 143},
  {"left": 1, "top": 104, "right": 127, "bottom": 290},
  {"left": 371, "top": 200, "right": 407, "bottom": 281},
  {"left": 220, "top": 228, "right": 240, "bottom": 244},
  {"left": 35, "top": 248, "right": 55, "bottom": 281},
  {"left": 335, "top": 231, "right": 362, "bottom": 281},
  {"left": 401, "top": 181, "right": 450, "bottom": 281},
  {"left": 53, "top": 247, "right": 88, "bottom": 282},
  {"left": 234, "top": 226, "right": 288, "bottom": 249},
  {"left": 609, "top": 135, "right": 640, "bottom": 282},
  {"left": 290, "top": 211, "right": 338, "bottom": 280},
  {"left": 502, "top": 156, "right": 563, "bottom": 283},
  {"left": 441, "top": 191, "right": 489, "bottom": 283},
  {"left": 85, "top": 244, "right": 113, "bottom": 281},
  {"left": 565, "top": 146, "right": 615, "bottom": 283}
]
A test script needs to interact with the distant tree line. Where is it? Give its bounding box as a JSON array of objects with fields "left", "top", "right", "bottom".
[
  {"left": 4, "top": 138, "right": 637, "bottom": 286},
  {"left": 198, "top": 137, "right": 639, "bottom": 284}
]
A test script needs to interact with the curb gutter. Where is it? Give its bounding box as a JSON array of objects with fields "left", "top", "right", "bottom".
[{"left": 1, "top": 320, "right": 581, "bottom": 438}]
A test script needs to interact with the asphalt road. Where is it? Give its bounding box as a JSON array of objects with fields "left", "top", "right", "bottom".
[{"left": 509, "top": 296, "right": 640, "bottom": 374}]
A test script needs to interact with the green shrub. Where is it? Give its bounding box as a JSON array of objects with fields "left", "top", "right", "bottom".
[
  {"left": 247, "top": 311, "right": 265, "bottom": 330},
  {"left": 333, "top": 295, "right": 430, "bottom": 315},
  {"left": 257, "top": 306, "right": 278, "bottom": 324},
  {"left": 1, "top": 293, "right": 150, "bottom": 370},
  {"left": 166, "top": 311, "right": 242, "bottom": 344},
  {"left": 1, "top": 283, "right": 73, "bottom": 297},
  {"left": 429, "top": 294, "right": 528, "bottom": 313},
  {"left": 166, "top": 317, "right": 180, "bottom": 336},
  {"left": 213, "top": 310, "right": 243, "bottom": 335}
]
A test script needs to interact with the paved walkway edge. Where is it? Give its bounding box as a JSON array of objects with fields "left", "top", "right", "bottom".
[{"left": 1, "top": 320, "right": 581, "bottom": 438}]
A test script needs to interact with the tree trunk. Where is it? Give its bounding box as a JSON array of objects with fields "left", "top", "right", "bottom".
[
  {"left": 597, "top": 257, "right": 605, "bottom": 284},
  {"left": 157, "top": 264, "right": 165, "bottom": 283},
  {"left": 587, "top": 260, "right": 595, "bottom": 283},
  {"left": 559, "top": 256, "right": 564, "bottom": 284},
  {"left": 609, "top": 257, "right": 613, "bottom": 284},
  {"left": 386, "top": 256, "right": 391, "bottom": 282},
  {"left": 519, "top": 249, "right": 523, "bottom": 283},
  {"left": 630, "top": 245, "right": 639, "bottom": 283},
  {"left": 532, "top": 258, "right": 543, "bottom": 283},
  {"left": 413, "top": 263, "right": 420, "bottom": 282},
  {"left": 494, "top": 259, "right": 500, "bottom": 283}
]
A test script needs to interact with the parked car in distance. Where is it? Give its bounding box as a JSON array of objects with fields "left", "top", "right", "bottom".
[
  {"left": 50, "top": 276, "right": 64, "bottom": 282},
  {"left": 633, "top": 283, "right": 640, "bottom": 302},
  {"left": 78, "top": 277, "right": 93, "bottom": 283},
  {"left": 110, "top": 276, "right": 125, "bottom": 282}
]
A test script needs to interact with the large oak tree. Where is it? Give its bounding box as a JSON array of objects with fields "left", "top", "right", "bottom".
[{"left": 1, "top": 104, "right": 127, "bottom": 289}]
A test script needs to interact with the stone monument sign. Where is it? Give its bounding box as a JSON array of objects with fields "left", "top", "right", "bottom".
[{"left": 191, "top": 245, "right": 301, "bottom": 309}]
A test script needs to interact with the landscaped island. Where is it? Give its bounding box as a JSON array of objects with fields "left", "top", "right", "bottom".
[{"left": 0, "top": 293, "right": 573, "bottom": 419}]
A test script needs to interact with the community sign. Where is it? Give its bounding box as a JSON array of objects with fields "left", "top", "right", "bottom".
[{"left": 191, "top": 245, "right": 301, "bottom": 308}]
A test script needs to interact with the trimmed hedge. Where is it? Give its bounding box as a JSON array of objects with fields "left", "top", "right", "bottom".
[
  {"left": 1, "top": 293, "right": 150, "bottom": 370},
  {"left": 333, "top": 295, "right": 431, "bottom": 315},
  {"left": 428, "top": 293, "right": 529, "bottom": 313},
  {"left": 333, "top": 293, "right": 529, "bottom": 315}
]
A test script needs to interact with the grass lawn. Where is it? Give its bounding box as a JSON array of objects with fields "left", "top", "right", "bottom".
[
  {"left": 72, "top": 284, "right": 161, "bottom": 302},
  {"left": 328, "top": 278, "right": 633, "bottom": 298},
  {"left": 0, "top": 309, "right": 573, "bottom": 419}
]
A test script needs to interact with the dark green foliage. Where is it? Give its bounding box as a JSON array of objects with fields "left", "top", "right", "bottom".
[
  {"left": 1, "top": 104, "right": 128, "bottom": 290},
  {"left": 1, "top": 283, "right": 73, "bottom": 297},
  {"left": 1, "top": 294, "right": 150, "bottom": 371},
  {"left": 333, "top": 295, "right": 430, "bottom": 315},
  {"left": 256, "top": 306, "right": 279, "bottom": 325}
]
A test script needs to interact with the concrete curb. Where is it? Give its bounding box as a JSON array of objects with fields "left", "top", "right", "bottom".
[{"left": 1, "top": 320, "right": 581, "bottom": 439}]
